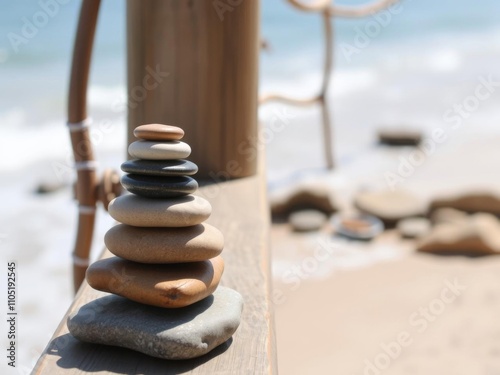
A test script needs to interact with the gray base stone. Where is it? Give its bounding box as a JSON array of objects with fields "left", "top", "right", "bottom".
[{"left": 67, "top": 287, "right": 243, "bottom": 360}]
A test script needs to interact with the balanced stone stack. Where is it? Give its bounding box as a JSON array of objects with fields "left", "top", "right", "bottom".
[{"left": 68, "top": 124, "right": 243, "bottom": 360}]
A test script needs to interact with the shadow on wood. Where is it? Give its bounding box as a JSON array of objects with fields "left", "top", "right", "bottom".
[{"left": 44, "top": 333, "right": 232, "bottom": 375}]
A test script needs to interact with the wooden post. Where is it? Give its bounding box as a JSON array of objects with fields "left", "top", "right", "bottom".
[{"left": 127, "top": 0, "right": 260, "bottom": 180}]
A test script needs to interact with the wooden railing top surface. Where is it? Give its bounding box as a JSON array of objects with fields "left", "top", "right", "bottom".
[{"left": 33, "top": 166, "right": 277, "bottom": 374}]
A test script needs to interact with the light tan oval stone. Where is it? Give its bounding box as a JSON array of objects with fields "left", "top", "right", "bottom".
[
  {"left": 134, "top": 124, "right": 184, "bottom": 141},
  {"left": 108, "top": 194, "right": 211, "bottom": 227},
  {"left": 105, "top": 223, "right": 224, "bottom": 263},
  {"left": 128, "top": 140, "right": 191, "bottom": 160},
  {"left": 86, "top": 256, "right": 224, "bottom": 308},
  {"left": 354, "top": 189, "right": 425, "bottom": 226}
]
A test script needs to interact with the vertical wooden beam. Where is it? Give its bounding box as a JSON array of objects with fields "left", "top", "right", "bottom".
[{"left": 127, "top": 0, "right": 260, "bottom": 180}]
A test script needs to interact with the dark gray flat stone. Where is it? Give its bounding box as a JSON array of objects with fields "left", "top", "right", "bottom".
[
  {"left": 121, "top": 159, "right": 198, "bottom": 177},
  {"left": 378, "top": 128, "right": 422, "bottom": 146},
  {"left": 67, "top": 287, "right": 243, "bottom": 360},
  {"left": 121, "top": 174, "right": 198, "bottom": 198}
]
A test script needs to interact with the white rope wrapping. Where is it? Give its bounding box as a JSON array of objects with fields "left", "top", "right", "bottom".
[
  {"left": 78, "top": 205, "right": 96, "bottom": 214},
  {"left": 74, "top": 161, "right": 99, "bottom": 170},
  {"left": 72, "top": 254, "right": 90, "bottom": 267},
  {"left": 67, "top": 118, "right": 92, "bottom": 132}
]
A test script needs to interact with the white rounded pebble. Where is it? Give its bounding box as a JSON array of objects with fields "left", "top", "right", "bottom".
[{"left": 128, "top": 140, "right": 191, "bottom": 160}]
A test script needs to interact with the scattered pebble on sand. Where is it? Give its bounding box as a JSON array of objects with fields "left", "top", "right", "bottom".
[
  {"left": 271, "top": 183, "right": 337, "bottom": 219},
  {"left": 377, "top": 128, "right": 422, "bottom": 146},
  {"left": 417, "top": 213, "right": 500, "bottom": 257},
  {"left": 430, "top": 192, "right": 500, "bottom": 216},
  {"left": 354, "top": 189, "right": 426, "bottom": 227},
  {"left": 289, "top": 209, "right": 327, "bottom": 232},
  {"left": 397, "top": 217, "right": 431, "bottom": 239}
]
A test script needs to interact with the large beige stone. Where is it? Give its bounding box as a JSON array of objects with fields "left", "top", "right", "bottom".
[
  {"left": 429, "top": 192, "right": 500, "bottom": 216},
  {"left": 86, "top": 256, "right": 224, "bottom": 308},
  {"left": 417, "top": 213, "right": 500, "bottom": 257},
  {"left": 354, "top": 189, "right": 426, "bottom": 226},
  {"left": 105, "top": 223, "right": 224, "bottom": 263},
  {"left": 108, "top": 194, "right": 211, "bottom": 227},
  {"left": 430, "top": 208, "right": 468, "bottom": 225}
]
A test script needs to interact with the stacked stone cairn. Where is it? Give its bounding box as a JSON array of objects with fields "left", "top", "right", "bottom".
[{"left": 68, "top": 124, "right": 243, "bottom": 360}]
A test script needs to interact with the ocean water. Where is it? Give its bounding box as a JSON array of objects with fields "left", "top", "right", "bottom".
[
  {"left": 2, "top": 0, "right": 500, "bottom": 372},
  {"left": 1, "top": 0, "right": 500, "bottom": 171},
  {"left": 0, "top": 0, "right": 500, "bottom": 173}
]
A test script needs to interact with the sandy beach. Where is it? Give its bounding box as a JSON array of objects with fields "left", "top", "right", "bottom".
[
  {"left": 274, "top": 252, "right": 500, "bottom": 374},
  {"left": 3, "top": 0, "right": 500, "bottom": 373},
  {"left": 270, "top": 117, "right": 500, "bottom": 373}
]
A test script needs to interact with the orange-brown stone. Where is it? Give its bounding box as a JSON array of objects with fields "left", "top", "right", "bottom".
[{"left": 86, "top": 256, "right": 224, "bottom": 308}]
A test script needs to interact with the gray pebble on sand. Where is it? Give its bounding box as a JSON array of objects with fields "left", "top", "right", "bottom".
[
  {"left": 289, "top": 209, "right": 327, "bottom": 232},
  {"left": 397, "top": 217, "right": 431, "bottom": 239}
]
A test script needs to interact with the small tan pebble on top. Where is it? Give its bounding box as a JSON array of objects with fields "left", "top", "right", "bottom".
[{"left": 134, "top": 124, "right": 184, "bottom": 141}]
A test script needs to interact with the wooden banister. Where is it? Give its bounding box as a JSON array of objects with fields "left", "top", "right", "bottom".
[
  {"left": 37, "top": 1, "right": 277, "bottom": 372},
  {"left": 33, "top": 158, "right": 277, "bottom": 374}
]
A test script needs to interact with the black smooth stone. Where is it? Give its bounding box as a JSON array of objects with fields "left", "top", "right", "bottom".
[
  {"left": 121, "top": 159, "right": 198, "bottom": 177},
  {"left": 121, "top": 175, "right": 198, "bottom": 198}
]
